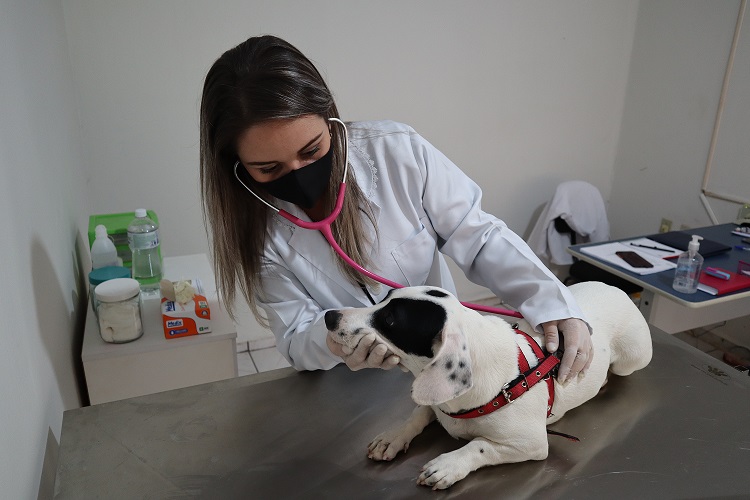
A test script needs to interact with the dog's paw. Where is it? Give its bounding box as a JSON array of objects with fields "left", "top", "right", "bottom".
[
  {"left": 417, "top": 455, "right": 469, "bottom": 490},
  {"left": 367, "top": 430, "right": 411, "bottom": 461}
]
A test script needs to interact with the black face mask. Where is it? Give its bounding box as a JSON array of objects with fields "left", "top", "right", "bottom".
[{"left": 260, "top": 147, "right": 333, "bottom": 209}]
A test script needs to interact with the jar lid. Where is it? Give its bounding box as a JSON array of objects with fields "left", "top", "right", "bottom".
[
  {"left": 89, "top": 266, "right": 131, "bottom": 286},
  {"left": 95, "top": 278, "right": 141, "bottom": 302}
]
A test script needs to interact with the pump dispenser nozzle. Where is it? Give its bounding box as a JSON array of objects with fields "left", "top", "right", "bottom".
[{"left": 688, "top": 235, "right": 703, "bottom": 255}]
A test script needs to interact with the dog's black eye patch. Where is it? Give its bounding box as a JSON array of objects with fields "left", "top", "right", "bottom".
[
  {"left": 425, "top": 289, "right": 448, "bottom": 298},
  {"left": 370, "top": 298, "right": 446, "bottom": 358}
]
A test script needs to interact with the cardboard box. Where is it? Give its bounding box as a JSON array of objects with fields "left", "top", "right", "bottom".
[{"left": 161, "top": 279, "right": 211, "bottom": 339}]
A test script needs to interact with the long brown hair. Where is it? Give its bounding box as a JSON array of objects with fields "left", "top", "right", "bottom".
[{"left": 199, "top": 35, "right": 377, "bottom": 323}]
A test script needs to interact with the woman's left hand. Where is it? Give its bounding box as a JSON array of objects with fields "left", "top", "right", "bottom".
[{"left": 541, "top": 318, "right": 592, "bottom": 384}]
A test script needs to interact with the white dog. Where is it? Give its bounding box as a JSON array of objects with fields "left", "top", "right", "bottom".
[{"left": 324, "top": 281, "right": 652, "bottom": 489}]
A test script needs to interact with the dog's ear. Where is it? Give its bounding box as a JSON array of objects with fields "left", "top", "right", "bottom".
[{"left": 411, "top": 328, "right": 473, "bottom": 406}]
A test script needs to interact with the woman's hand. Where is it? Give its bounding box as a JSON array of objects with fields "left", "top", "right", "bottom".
[
  {"left": 326, "top": 333, "right": 402, "bottom": 371},
  {"left": 541, "top": 318, "right": 593, "bottom": 384}
]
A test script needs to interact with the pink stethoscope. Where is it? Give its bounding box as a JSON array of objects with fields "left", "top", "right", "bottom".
[{"left": 233, "top": 117, "right": 522, "bottom": 319}]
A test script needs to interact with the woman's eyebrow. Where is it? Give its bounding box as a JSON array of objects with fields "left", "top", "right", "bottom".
[{"left": 246, "top": 131, "right": 324, "bottom": 166}]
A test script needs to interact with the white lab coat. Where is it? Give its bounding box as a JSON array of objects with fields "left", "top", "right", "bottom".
[{"left": 258, "top": 121, "right": 586, "bottom": 370}]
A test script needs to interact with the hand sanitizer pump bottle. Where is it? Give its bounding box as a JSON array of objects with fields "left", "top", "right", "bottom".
[{"left": 672, "top": 235, "right": 704, "bottom": 293}]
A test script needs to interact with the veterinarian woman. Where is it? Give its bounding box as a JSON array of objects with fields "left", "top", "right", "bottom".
[{"left": 199, "top": 35, "right": 593, "bottom": 383}]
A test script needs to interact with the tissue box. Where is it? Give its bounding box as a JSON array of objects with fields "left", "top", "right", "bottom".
[{"left": 161, "top": 280, "right": 211, "bottom": 339}]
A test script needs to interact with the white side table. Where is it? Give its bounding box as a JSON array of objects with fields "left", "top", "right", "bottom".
[{"left": 82, "top": 254, "right": 238, "bottom": 405}]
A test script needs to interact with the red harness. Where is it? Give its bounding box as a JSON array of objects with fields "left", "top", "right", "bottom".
[{"left": 445, "top": 329, "right": 560, "bottom": 419}]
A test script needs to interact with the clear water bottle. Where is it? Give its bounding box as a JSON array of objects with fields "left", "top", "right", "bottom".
[{"left": 127, "top": 209, "right": 162, "bottom": 294}]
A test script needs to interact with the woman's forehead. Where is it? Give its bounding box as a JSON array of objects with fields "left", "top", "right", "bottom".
[{"left": 236, "top": 115, "right": 327, "bottom": 163}]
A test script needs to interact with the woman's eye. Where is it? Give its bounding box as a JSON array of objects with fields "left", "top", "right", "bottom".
[
  {"left": 302, "top": 146, "right": 320, "bottom": 158},
  {"left": 259, "top": 165, "right": 279, "bottom": 175}
]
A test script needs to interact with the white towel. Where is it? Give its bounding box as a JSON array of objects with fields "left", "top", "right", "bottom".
[{"left": 527, "top": 181, "right": 610, "bottom": 265}]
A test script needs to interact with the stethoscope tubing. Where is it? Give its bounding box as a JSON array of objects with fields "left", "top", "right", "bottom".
[{"left": 233, "top": 118, "right": 522, "bottom": 319}]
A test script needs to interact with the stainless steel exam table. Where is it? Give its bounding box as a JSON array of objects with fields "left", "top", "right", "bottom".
[{"left": 54, "top": 328, "right": 750, "bottom": 499}]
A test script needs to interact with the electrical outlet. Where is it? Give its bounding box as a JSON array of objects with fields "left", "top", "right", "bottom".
[
  {"left": 659, "top": 218, "right": 672, "bottom": 233},
  {"left": 679, "top": 224, "right": 691, "bottom": 231}
]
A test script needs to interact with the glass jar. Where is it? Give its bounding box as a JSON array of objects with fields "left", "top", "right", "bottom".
[
  {"left": 89, "top": 266, "right": 131, "bottom": 317},
  {"left": 94, "top": 278, "right": 144, "bottom": 343}
]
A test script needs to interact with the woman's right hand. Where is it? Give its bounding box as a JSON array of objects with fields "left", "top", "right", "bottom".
[{"left": 326, "top": 333, "right": 402, "bottom": 371}]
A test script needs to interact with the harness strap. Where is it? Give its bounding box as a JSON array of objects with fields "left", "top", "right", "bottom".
[
  {"left": 445, "top": 329, "right": 559, "bottom": 420},
  {"left": 516, "top": 330, "right": 557, "bottom": 416}
]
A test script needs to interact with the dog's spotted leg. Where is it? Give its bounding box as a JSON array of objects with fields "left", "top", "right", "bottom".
[
  {"left": 417, "top": 436, "right": 548, "bottom": 490},
  {"left": 367, "top": 405, "right": 436, "bottom": 461}
]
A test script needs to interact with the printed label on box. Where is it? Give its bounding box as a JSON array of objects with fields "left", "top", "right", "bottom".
[{"left": 161, "top": 294, "right": 211, "bottom": 339}]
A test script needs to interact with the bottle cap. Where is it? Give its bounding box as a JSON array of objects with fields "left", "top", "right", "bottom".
[
  {"left": 135, "top": 208, "right": 147, "bottom": 218},
  {"left": 89, "top": 266, "right": 131, "bottom": 286},
  {"left": 95, "top": 224, "right": 109, "bottom": 238},
  {"left": 95, "top": 278, "right": 141, "bottom": 302}
]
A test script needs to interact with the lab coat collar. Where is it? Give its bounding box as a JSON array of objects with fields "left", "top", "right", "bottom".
[{"left": 277, "top": 139, "right": 383, "bottom": 306}]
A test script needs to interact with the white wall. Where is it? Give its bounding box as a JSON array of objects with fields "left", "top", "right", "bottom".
[
  {"left": 61, "top": 0, "right": 638, "bottom": 306},
  {"left": 0, "top": 1, "right": 90, "bottom": 498},
  {"left": 609, "top": 0, "right": 746, "bottom": 237}
]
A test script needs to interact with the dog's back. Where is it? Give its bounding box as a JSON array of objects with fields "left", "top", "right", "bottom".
[
  {"left": 549, "top": 281, "right": 652, "bottom": 422},
  {"left": 571, "top": 281, "right": 652, "bottom": 376}
]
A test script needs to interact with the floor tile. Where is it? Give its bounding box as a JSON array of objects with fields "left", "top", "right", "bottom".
[
  {"left": 705, "top": 349, "right": 725, "bottom": 362},
  {"left": 673, "top": 331, "right": 716, "bottom": 354},
  {"left": 251, "top": 347, "right": 292, "bottom": 372},
  {"left": 237, "top": 351, "right": 258, "bottom": 376},
  {"left": 247, "top": 334, "right": 276, "bottom": 352},
  {"left": 674, "top": 323, "right": 750, "bottom": 370},
  {"left": 707, "top": 315, "right": 750, "bottom": 350},
  {"left": 236, "top": 341, "right": 249, "bottom": 354}
]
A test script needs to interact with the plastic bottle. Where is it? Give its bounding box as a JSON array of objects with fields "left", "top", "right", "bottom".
[
  {"left": 91, "top": 224, "right": 119, "bottom": 269},
  {"left": 127, "top": 209, "right": 163, "bottom": 294},
  {"left": 672, "top": 235, "right": 703, "bottom": 294}
]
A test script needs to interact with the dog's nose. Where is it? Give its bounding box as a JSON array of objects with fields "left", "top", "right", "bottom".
[{"left": 324, "top": 310, "right": 342, "bottom": 331}]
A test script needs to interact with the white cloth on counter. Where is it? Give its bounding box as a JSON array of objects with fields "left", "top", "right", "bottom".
[{"left": 527, "top": 180, "right": 610, "bottom": 265}]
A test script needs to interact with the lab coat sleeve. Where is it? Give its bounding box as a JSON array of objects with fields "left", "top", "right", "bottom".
[
  {"left": 409, "top": 132, "right": 589, "bottom": 332},
  {"left": 256, "top": 248, "right": 342, "bottom": 371}
]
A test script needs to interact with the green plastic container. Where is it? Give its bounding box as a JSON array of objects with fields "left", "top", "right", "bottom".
[{"left": 88, "top": 211, "right": 160, "bottom": 269}]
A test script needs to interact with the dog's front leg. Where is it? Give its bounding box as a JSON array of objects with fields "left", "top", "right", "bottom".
[
  {"left": 417, "top": 436, "right": 548, "bottom": 490},
  {"left": 368, "top": 405, "right": 436, "bottom": 461}
]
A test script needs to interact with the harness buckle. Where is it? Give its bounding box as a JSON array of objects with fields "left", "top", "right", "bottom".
[{"left": 502, "top": 387, "right": 514, "bottom": 404}]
